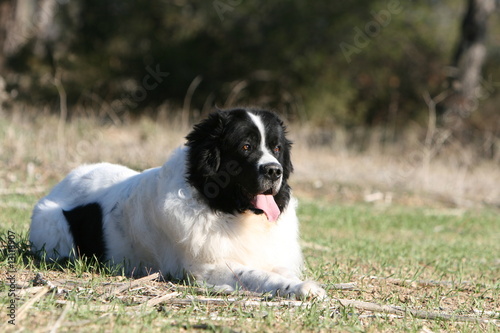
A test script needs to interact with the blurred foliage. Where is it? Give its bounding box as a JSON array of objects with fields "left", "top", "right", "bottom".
[{"left": 1, "top": 0, "right": 499, "bottom": 132}]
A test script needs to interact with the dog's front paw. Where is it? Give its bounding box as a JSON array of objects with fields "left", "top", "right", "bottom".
[
  {"left": 211, "top": 284, "right": 235, "bottom": 294},
  {"left": 295, "top": 281, "right": 327, "bottom": 300}
]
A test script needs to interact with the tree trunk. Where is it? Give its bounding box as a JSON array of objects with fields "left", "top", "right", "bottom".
[{"left": 444, "top": 0, "right": 496, "bottom": 118}]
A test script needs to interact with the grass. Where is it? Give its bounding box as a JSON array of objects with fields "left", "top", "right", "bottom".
[
  {"left": 299, "top": 202, "right": 499, "bottom": 284},
  {"left": 0, "top": 194, "right": 499, "bottom": 332},
  {"left": 0, "top": 108, "right": 499, "bottom": 331}
]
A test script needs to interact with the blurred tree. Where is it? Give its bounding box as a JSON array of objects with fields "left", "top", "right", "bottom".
[{"left": 443, "top": 0, "right": 497, "bottom": 117}]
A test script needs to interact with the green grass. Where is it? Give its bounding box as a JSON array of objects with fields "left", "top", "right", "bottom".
[
  {"left": 299, "top": 202, "right": 500, "bottom": 284},
  {"left": 1, "top": 193, "right": 499, "bottom": 332}
]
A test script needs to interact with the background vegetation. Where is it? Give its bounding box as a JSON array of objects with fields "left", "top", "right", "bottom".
[{"left": 1, "top": 0, "right": 499, "bottom": 137}]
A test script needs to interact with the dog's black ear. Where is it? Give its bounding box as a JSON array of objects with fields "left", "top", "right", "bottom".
[
  {"left": 279, "top": 118, "right": 294, "bottom": 181},
  {"left": 272, "top": 116, "right": 293, "bottom": 212},
  {"left": 186, "top": 110, "right": 227, "bottom": 178}
]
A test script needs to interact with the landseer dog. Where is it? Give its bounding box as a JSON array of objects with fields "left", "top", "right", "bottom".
[{"left": 30, "top": 108, "right": 326, "bottom": 299}]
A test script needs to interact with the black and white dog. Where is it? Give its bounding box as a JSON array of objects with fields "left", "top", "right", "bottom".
[{"left": 30, "top": 108, "right": 326, "bottom": 298}]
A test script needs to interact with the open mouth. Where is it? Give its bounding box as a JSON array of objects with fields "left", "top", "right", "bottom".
[
  {"left": 262, "top": 188, "right": 274, "bottom": 195},
  {"left": 251, "top": 193, "right": 280, "bottom": 222}
]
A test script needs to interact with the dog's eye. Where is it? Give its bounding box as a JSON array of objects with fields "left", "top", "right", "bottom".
[
  {"left": 273, "top": 146, "right": 281, "bottom": 154},
  {"left": 242, "top": 144, "right": 252, "bottom": 152}
]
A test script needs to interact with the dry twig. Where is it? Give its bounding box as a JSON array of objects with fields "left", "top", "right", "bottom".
[
  {"left": 139, "top": 291, "right": 181, "bottom": 307},
  {"left": 163, "top": 296, "right": 315, "bottom": 308},
  {"left": 334, "top": 298, "right": 499, "bottom": 325},
  {"left": 103, "top": 272, "right": 160, "bottom": 298},
  {"left": 360, "top": 275, "right": 475, "bottom": 288},
  {"left": 48, "top": 301, "right": 72, "bottom": 333},
  {"left": 16, "top": 286, "right": 50, "bottom": 322}
]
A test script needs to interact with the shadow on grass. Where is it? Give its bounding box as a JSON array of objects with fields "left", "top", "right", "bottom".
[
  {"left": 0, "top": 230, "right": 126, "bottom": 278},
  {"left": 0, "top": 229, "right": 195, "bottom": 291}
]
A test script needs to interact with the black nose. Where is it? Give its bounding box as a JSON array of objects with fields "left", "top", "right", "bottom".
[{"left": 260, "top": 163, "right": 283, "bottom": 181}]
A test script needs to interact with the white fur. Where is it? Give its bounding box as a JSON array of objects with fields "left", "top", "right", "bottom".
[
  {"left": 30, "top": 147, "right": 326, "bottom": 298},
  {"left": 247, "top": 112, "right": 280, "bottom": 166}
]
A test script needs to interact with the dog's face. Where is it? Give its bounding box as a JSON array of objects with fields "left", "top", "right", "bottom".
[{"left": 186, "top": 108, "right": 293, "bottom": 220}]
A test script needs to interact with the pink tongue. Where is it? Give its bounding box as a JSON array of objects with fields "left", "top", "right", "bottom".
[{"left": 252, "top": 194, "right": 280, "bottom": 222}]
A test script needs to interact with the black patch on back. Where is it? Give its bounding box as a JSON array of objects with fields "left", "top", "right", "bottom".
[{"left": 63, "top": 203, "right": 106, "bottom": 260}]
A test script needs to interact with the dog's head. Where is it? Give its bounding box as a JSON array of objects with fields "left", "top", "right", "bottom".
[{"left": 186, "top": 108, "right": 293, "bottom": 221}]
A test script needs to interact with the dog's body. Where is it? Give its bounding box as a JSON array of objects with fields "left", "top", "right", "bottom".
[{"left": 30, "top": 108, "right": 325, "bottom": 298}]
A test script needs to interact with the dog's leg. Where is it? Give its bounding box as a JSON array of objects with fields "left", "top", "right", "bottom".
[{"left": 191, "top": 263, "right": 326, "bottom": 299}]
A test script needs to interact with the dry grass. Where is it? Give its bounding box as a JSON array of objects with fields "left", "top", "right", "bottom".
[
  {"left": 1, "top": 106, "right": 499, "bottom": 209},
  {"left": 291, "top": 123, "right": 500, "bottom": 208},
  {"left": 2, "top": 269, "right": 498, "bottom": 332}
]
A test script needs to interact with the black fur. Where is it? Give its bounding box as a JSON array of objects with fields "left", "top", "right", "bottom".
[
  {"left": 63, "top": 203, "right": 106, "bottom": 259},
  {"left": 186, "top": 108, "right": 293, "bottom": 215}
]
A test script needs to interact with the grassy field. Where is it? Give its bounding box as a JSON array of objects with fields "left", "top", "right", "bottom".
[
  {"left": 1, "top": 196, "right": 499, "bottom": 332},
  {"left": 0, "top": 109, "right": 499, "bottom": 332}
]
